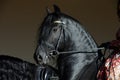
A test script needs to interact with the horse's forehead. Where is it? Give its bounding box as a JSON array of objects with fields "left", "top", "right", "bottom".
[{"left": 58, "top": 17, "right": 72, "bottom": 25}]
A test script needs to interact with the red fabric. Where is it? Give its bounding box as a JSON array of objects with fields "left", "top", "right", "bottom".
[
  {"left": 109, "top": 40, "right": 120, "bottom": 53},
  {"left": 97, "top": 28, "right": 120, "bottom": 80},
  {"left": 97, "top": 53, "right": 120, "bottom": 80},
  {"left": 110, "top": 40, "right": 120, "bottom": 48}
]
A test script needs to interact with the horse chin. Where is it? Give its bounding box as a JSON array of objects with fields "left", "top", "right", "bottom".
[
  {"left": 38, "top": 62, "right": 58, "bottom": 69},
  {"left": 45, "top": 60, "right": 58, "bottom": 69}
]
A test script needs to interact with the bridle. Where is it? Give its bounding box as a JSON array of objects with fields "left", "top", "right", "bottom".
[
  {"left": 43, "top": 20, "right": 104, "bottom": 80},
  {"left": 49, "top": 20, "right": 104, "bottom": 56}
]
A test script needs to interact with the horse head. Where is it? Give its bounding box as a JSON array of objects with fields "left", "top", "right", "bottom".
[{"left": 34, "top": 5, "right": 98, "bottom": 80}]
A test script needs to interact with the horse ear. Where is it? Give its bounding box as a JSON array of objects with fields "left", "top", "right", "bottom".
[
  {"left": 53, "top": 5, "right": 61, "bottom": 13},
  {"left": 46, "top": 7, "right": 51, "bottom": 14}
]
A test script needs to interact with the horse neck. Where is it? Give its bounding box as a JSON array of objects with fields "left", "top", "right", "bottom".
[{"left": 65, "top": 23, "right": 98, "bottom": 52}]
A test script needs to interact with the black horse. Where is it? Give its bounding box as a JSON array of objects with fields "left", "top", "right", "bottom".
[
  {"left": 34, "top": 5, "right": 99, "bottom": 80},
  {"left": 0, "top": 55, "right": 57, "bottom": 80}
]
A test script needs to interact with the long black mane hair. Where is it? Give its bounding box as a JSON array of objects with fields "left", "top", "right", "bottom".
[{"left": 0, "top": 55, "right": 57, "bottom": 80}]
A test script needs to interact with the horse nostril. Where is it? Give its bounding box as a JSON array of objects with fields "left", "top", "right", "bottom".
[{"left": 38, "top": 55, "right": 42, "bottom": 61}]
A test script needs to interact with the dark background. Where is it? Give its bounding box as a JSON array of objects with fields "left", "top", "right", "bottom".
[{"left": 0, "top": 0, "right": 119, "bottom": 63}]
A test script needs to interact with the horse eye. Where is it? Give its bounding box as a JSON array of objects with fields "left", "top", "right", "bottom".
[{"left": 52, "top": 28, "right": 58, "bottom": 32}]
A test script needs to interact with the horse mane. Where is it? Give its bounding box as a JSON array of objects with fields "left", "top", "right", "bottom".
[
  {"left": 0, "top": 55, "right": 35, "bottom": 67},
  {"left": 0, "top": 55, "right": 36, "bottom": 79}
]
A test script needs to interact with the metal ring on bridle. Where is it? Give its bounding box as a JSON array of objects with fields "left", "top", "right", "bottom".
[{"left": 49, "top": 50, "right": 59, "bottom": 56}]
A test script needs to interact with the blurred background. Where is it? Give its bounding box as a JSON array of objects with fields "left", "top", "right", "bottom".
[{"left": 0, "top": 0, "right": 119, "bottom": 63}]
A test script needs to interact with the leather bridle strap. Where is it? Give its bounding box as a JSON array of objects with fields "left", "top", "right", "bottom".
[
  {"left": 59, "top": 48, "right": 104, "bottom": 54},
  {"left": 55, "top": 25, "right": 64, "bottom": 51},
  {"left": 50, "top": 47, "right": 104, "bottom": 56}
]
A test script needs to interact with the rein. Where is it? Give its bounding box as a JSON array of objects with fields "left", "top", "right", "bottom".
[
  {"left": 49, "top": 47, "right": 104, "bottom": 56},
  {"left": 59, "top": 48, "right": 104, "bottom": 54}
]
